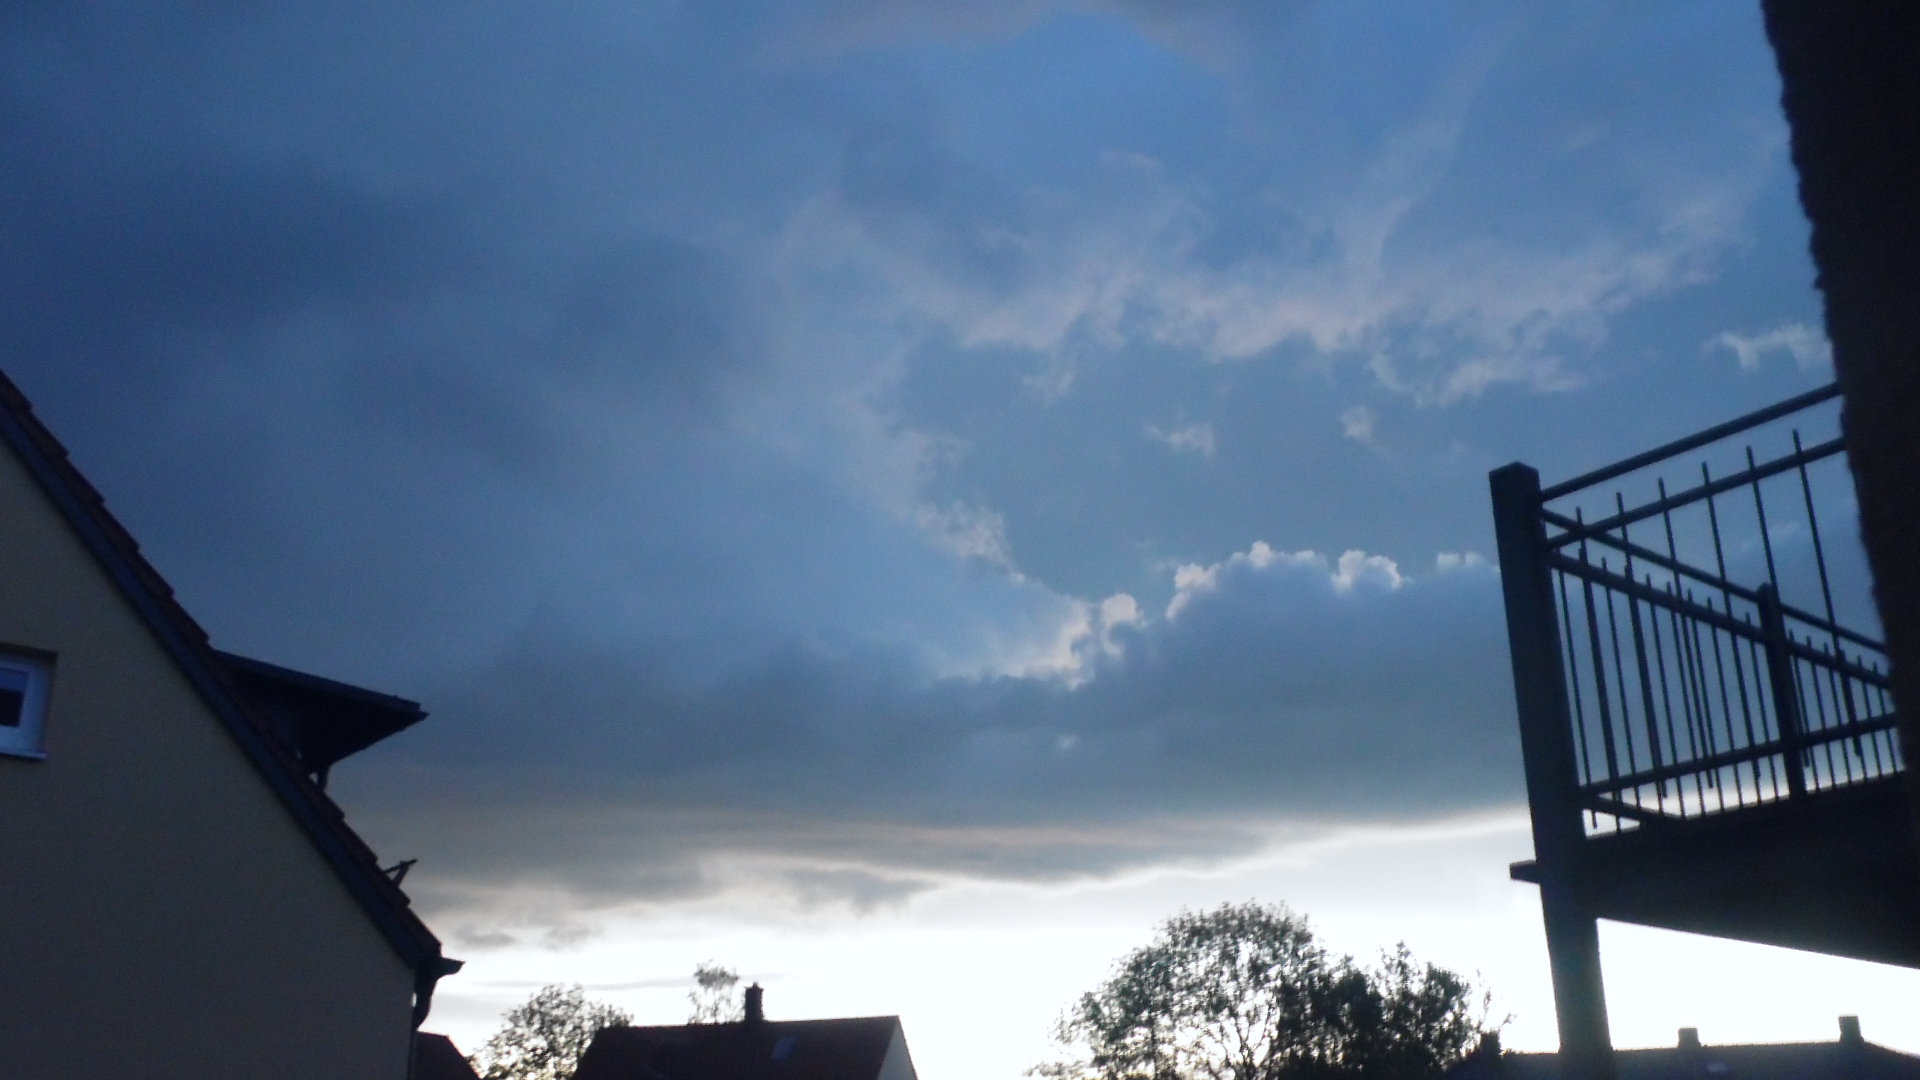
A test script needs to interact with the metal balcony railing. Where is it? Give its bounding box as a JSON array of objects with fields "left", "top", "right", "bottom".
[{"left": 1525, "top": 384, "right": 1899, "bottom": 832}]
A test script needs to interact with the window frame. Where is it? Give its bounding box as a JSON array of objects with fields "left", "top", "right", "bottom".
[{"left": 0, "top": 649, "right": 54, "bottom": 760}]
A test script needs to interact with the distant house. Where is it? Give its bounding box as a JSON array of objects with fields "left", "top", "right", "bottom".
[
  {"left": 0, "top": 369, "right": 461, "bottom": 1078},
  {"left": 415, "top": 1031, "right": 485, "bottom": 1080},
  {"left": 1442, "top": 1018, "right": 1920, "bottom": 1080},
  {"left": 574, "top": 985, "right": 919, "bottom": 1080}
]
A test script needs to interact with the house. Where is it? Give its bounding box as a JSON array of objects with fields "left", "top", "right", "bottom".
[
  {"left": 574, "top": 985, "right": 919, "bottom": 1080},
  {"left": 415, "top": 1032, "right": 485, "bottom": 1080},
  {"left": 0, "top": 368, "right": 462, "bottom": 1079},
  {"left": 1441, "top": 1017, "right": 1920, "bottom": 1080}
]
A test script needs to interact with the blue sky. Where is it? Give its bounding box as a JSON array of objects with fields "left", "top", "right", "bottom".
[{"left": 5, "top": 1, "right": 1906, "bottom": 1075}]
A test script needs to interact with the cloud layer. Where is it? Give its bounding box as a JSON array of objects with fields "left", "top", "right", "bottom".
[
  {"left": 0, "top": 0, "right": 1839, "bottom": 934},
  {"left": 361, "top": 547, "right": 1516, "bottom": 941}
]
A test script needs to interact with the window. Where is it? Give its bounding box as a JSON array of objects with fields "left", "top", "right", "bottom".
[{"left": 0, "top": 651, "right": 52, "bottom": 760}]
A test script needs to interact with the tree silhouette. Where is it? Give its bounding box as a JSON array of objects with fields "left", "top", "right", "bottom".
[
  {"left": 1036, "top": 902, "right": 1496, "bottom": 1080},
  {"left": 469, "top": 984, "right": 632, "bottom": 1080},
  {"left": 687, "top": 962, "right": 744, "bottom": 1024}
]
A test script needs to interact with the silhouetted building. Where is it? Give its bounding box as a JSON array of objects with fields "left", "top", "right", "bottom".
[
  {"left": 0, "top": 368, "right": 461, "bottom": 1079},
  {"left": 1761, "top": 1, "right": 1920, "bottom": 828},
  {"left": 574, "top": 991, "right": 918, "bottom": 1080},
  {"left": 414, "top": 1032, "right": 484, "bottom": 1080},
  {"left": 1442, "top": 1018, "right": 1920, "bottom": 1080}
]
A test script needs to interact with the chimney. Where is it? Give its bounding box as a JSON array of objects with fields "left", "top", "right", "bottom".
[
  {"left": 1840, "top": 1016, "right": 1863, "bottom": 1046},
  {"left": 1677, "top": 1028, "right": 1701, "bottom": 1051},
  {"left": 744, "top": 983, "right": 764, "bottom": 1025}
]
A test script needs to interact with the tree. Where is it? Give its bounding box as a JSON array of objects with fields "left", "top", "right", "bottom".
[
  {"left": 1036, "top": 902, "right": 1497, "bottom": 1080},
  {"left": 687, "top": 961, "right": 744, "bottom": 1023},
  {"left": 469, "top": 984, "right": 632, "bottom": 1080}
]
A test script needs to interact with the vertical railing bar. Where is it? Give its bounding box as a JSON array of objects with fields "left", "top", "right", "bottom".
[
  {"left": 1643, "top": 580, "right": 1689, "bottom": 807},
  {"left": 1881, "top": 667, "right": 1896, "bottom": 773},
  {"left": 1682, "top": 615, "right": 1709, "bottom": 792},
  {"left": 1818, "top": 645, "right": 1858, "bottom": 783},
  {"left": 1758, "top": 586, "right": 1808, "bottom": 800},
  {"left": 1574, "top": 541, "right": 1620, "bottom": 795},
  {"left": 1828, "top": 647, "right": 1855, "bottom": 782},
  {"left": 1704, "top": 463, "right": 1732, "bottom": 585},
  {"left": 1891, "top": 677, "right": 1905, "bottom": 771},
  {"left": 1699, "top": 596, "right": 1734, "bottom": 811},
  {"left": 1558, "top": 569, "right": 1598, "bottom": 829},
  {"left": 1795, "top": 430, "right": 1863, "bottom": 739},
  {"left": 1741, "top": 618, "right": 1779, "bottom": 799},
  {"left": 1650, "top": 584, "right": 1694, "bottom": 814},
  {"left": 1601, "top": 564, "right": 1641, "bottom": 802},
  {"left": 1617, "top": 494, "right": 1668, "bottom": 802},
  {"left": 1798, "top": 639, "right": 1837, "bottom": 788},
  {"left": 1655, "top": 478, "right": 1709, "bottom": 810},
  {"left": 1701, "top": 460, "right": 1766, "bottom": 803},
  {"left": 1794, "top": 431, "right": 1843, "bottom": 632},
  {"left": 1892, "top": 682, "right": 1906, "bottom": 772},
  {"left": 1681, "top": 588, "right": 1717, "bottom": 813},
  {"left": 1577, "top": 516, "right": 1623, "bottom": 791},
  {"left": 1860, "top": 651, "right": 1889, "bottom": 777},
  {"left": 1748, "top": 446, "right": 1782, "bottom": 594}
]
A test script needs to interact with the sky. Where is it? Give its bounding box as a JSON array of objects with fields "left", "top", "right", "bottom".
[{"left": 5, "top": 1, "right": 1916, "bottom": 1076}]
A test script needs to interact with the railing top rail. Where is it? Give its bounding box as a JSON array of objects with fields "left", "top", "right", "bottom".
[
  {"left": 1538, "top": 382, "right": 1840, "bottom": 501},
  {"left": 1544, "top": 435, "right": 1846, "bottom": 546},
  {"left": 1540, "top": 511, "right": 1885, "bottom": 651}
]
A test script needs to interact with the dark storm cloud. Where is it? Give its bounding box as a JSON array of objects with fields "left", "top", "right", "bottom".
[
  {"left": 840, "top": 117, "right": 1029, "bottom": 291},
  {"left": 0, "top": 150, "right": 457, "bottom": 356},
  {"left": 0, "top": 0, "right": 1834, "bottom": 934},
  {"left": 345, "top": 552, "right": 1517, "bottom": 927}
]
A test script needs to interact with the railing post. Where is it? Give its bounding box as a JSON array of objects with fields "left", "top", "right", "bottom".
[
  {"left": 1492, "top": 463, "right": 1615, "bottom": 1080},
  {"left": 1758, "top": 584, "right": 1809, "bottom": 799}
]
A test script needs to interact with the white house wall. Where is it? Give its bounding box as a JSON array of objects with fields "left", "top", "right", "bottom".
[{"left": 0, "top": 442, "right": 416, "bottom": 1080}]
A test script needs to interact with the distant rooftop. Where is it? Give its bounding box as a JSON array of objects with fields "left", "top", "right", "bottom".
[
  {"left": 1444, "top": 1018, "right": 1920, "bottom": 1080},
  {"left": 573, "top": 1015, "right": 915, "bottom": 1080}
]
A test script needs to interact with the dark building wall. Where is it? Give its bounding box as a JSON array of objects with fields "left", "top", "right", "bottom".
[{"left": 1762, "top": 0, "right": 1920, "bottom": 846}]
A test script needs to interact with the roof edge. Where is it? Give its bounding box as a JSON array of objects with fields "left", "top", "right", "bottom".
[{"left": 0, "top": 370, "right": 457, "bottom": 1004}]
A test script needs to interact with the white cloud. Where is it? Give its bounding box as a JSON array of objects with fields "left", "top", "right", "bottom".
[
  {"left": 1165, "top": 541, "right": 1402, "bottom": 618},
  {"left": 780, "top": 78, "right": 1764, "bottom": 414},
  {"left": 1331, "top": 549, "right": 1404, "bottom": 592},
  {"left": 1146, "top": 421, "right": 1217, "bottom": 457},
  {"left": 1709, "top": 322, "right": 1832, "bottom": 372},
  {"left": 916, "top": 501, "right": 1016, "bottom": 568},
  {"left": 1434, "top": 551, "right": 1488, "bottom": 573},
  {"left": 1095, "top": 592, "right": 1145, "bottom": 655},
  {"left": 1339, "top": 405, "right": 1376, "bottom": 444}
]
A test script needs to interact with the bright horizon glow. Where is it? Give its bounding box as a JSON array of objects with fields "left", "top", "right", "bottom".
[{"left": 426, "top": 811, "right": 1920, "bottom": 1078}]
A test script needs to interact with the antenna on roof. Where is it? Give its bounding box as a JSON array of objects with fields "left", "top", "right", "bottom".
[{"left": 382, "top": 858, "right": 417, "bottom": 886}]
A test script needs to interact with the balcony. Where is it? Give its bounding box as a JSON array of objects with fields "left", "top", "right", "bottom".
[{"left": 1488, "top": 383, "right": 1918, "bottom": 1077}]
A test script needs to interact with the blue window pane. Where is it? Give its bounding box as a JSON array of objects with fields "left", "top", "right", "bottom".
[{"left": 0, "top": 667, "right": 25, "bottom": 728}]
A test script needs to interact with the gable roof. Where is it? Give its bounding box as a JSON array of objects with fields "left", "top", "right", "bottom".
[
  {"left": 0, "top": 369, "right": 460, "bottom": 1021},
  {"left": 574, "top": 1018, "right": 909, "bottom": 1080}
]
